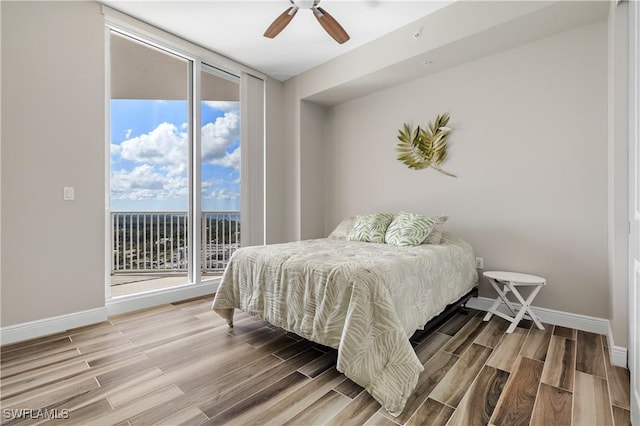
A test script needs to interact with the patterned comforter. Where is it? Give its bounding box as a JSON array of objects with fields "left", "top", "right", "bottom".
[{"left": 211, "top": 233, "right": 478, "bottom": 416}]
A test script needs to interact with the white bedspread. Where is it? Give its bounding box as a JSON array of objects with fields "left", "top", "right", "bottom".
[{"left": 211, "top": 232, "right": 477, "bottom": 416}]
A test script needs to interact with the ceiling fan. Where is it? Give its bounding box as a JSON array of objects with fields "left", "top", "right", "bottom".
[{"left": 264, "top": 0, "right": 350, "bottom": 44}]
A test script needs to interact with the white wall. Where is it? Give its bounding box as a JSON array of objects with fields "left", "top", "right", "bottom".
[
  {"left": 322, "top": 21, "right": 610, "bottom": 319},
  {"left": 1, "top": 1, "right": 106, "bottom": 326}
]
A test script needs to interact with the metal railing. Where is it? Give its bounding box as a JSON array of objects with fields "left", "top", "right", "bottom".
[{"left": 111, "top": 211, "right": 240, "bottom": 274}]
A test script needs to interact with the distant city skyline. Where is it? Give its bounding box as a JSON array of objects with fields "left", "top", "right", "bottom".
[{"left": 110, "top": 99, "right": 240, "bottom": 212}]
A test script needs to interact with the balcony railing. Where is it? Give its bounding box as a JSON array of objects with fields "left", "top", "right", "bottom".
[{"left": 111, "top": 211, "right": 240, "bottom": 274}]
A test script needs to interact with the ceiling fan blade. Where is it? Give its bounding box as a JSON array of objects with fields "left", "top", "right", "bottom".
[
  {"left": 264, "top": 7, "right": 298, "bottom": 39},
  {"left": 313, "top": 7, "right": 350, "bottom": 44}
]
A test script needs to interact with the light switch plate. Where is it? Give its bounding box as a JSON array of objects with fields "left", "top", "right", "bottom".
[{"left": 63, "top": 186, "right": 75, "bottom": 201}]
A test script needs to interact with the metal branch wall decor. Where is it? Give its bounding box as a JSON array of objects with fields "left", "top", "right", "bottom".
[{"left": 396, "top": 112, "right": 456, "bottom": 177}]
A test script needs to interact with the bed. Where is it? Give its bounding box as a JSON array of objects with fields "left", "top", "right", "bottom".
[{"left": 211, "top": 231, "right": 478, "bottom": 416}]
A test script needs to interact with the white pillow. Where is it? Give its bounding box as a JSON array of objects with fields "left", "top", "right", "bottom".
[
  {"left": 328, "top": 216, "right": 356, "bottom": 240},
  {"left": 422, "top": 216, "right": 449, "bottom": 244}
]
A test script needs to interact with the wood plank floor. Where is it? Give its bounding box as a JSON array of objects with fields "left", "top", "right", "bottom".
[{"left": 0, "top": 296, "right": 631, "bottom": 425}]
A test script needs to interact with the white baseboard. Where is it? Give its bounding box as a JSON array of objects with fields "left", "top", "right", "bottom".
[
  {"left": 467, "top": 296, "right": 628, "bottom": 367},
  {"left": 609, "top": 345, "right": 628, "bottom": 368},
  {"left": 0, "top": 307, "right": 108, "bottom": 346},
  {"left": 608, "top": 324, "right": 629, "bottom": 368},
  {"left": 1, "top": 280, "right": 220, "bottom": 346},
  {"left": 106, "top": 280, "right": 218, "bottom": 316}
]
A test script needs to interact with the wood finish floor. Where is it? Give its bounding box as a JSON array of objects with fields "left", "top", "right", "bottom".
[{"left": 0, "top": 296, "right": 631, "bottom": 425}]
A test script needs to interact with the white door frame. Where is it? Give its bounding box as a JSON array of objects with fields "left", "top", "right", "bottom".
[{"left": 628, "top": 0, "right": 639, "bottom": 423}]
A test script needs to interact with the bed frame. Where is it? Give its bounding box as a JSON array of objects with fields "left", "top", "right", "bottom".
[{"left": 410, "top": 286, "right": 479, "bottom": 342}]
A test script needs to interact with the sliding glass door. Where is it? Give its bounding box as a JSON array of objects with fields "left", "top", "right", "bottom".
[
  {"left": 200, "top": 66, "right": 240, "bottom": 279},
  {"left": 107, "top": 30, "right": 243, "bottom": 297}
]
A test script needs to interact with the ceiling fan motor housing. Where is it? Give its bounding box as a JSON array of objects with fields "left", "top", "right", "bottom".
[{"left": 291, "top": 0, "right": 319, "bottom": 10}]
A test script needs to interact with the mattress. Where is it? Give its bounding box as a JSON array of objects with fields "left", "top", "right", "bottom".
[{"left": 211, "top": 232, "right": 478, "bottom": 416}]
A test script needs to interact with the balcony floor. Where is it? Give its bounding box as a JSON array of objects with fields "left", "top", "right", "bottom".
[{"left": 110, "top": 273, "right": 221, "bottom": 297}]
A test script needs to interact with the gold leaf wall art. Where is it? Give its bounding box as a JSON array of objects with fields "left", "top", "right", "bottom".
[{"left": 396, "top": 112, "right": 456, "bottom": 177}]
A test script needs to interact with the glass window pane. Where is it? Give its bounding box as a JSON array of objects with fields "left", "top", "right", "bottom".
[
  {"left": 109, "top": 32, "right": 190, "bottom": 296},
  {"left": 200, "top": 66, "right": 240, "bottom": 279}
]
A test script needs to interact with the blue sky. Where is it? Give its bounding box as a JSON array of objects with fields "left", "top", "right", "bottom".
[{"left": 110, "top": 100, "right": 240, "bottom": 212}]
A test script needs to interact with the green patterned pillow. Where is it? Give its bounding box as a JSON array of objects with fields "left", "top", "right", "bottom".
[
  {"left": 385, "top": 212, "right": 443, "bottom": 246},
  {"left": 347, "top": 213, "right": 394, "bottom": 243}
]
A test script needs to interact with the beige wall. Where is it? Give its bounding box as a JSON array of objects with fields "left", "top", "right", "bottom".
[
  {"left": 279, "top": 79, "right": 302, "bottom": 242},
  {"left": 265, "top": 78, "right": 286, "bottom": 244},
  {"left": 321, "top": 21, "right": 610, "bottom": 318},
  {"left": 300, "top": 101, "right": 326, "bottom": 240},
  {"left": 608, "top": 2, "right": 629, "bottom": 347},
  {"left": 1, "top": 1, "right": 106, "bottom": 326}
]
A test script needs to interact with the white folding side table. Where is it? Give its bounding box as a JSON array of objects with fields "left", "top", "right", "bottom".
[{"left": 482, "top": 271, "right": 546, "bottom": 333}]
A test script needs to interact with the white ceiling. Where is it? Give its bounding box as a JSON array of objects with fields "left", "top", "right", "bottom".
[{"left": 101, "top": 0, "right": 451, "bottom": 81}]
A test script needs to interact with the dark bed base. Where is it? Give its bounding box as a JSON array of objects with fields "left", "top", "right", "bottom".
[{"left": 410, "top": 286, "right": 479, "bottom": 343}]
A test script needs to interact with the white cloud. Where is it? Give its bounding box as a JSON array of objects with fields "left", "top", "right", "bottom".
[
  {"left": 201, "top": 181, "right": 213, "bottom": 195},
  {"left": 111, "top": 110, "right": 241, "bottom": 201},
  {"left": 207, "top": 188, "right": 240, "bottom": 200},
  {"left": 117, "top": 112, "right": 240, "bottom": 172},
  {"left": 211, "top": 146, "right": 241, "bottom": 170},
  {"left": 110, "top": 143, "right": 121, "bottom": 156},
  {"left": 119, "top": 122, "right": 187, "bottom": 166},
  {"left": 201, "top": 111, "right": 240, "bottom": 167},
  {"left": 111, "top": 164, "right": 187, "bottom": 201},
  {"left": 204, "top": 101, "right": 239, "bottom": 113}
]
